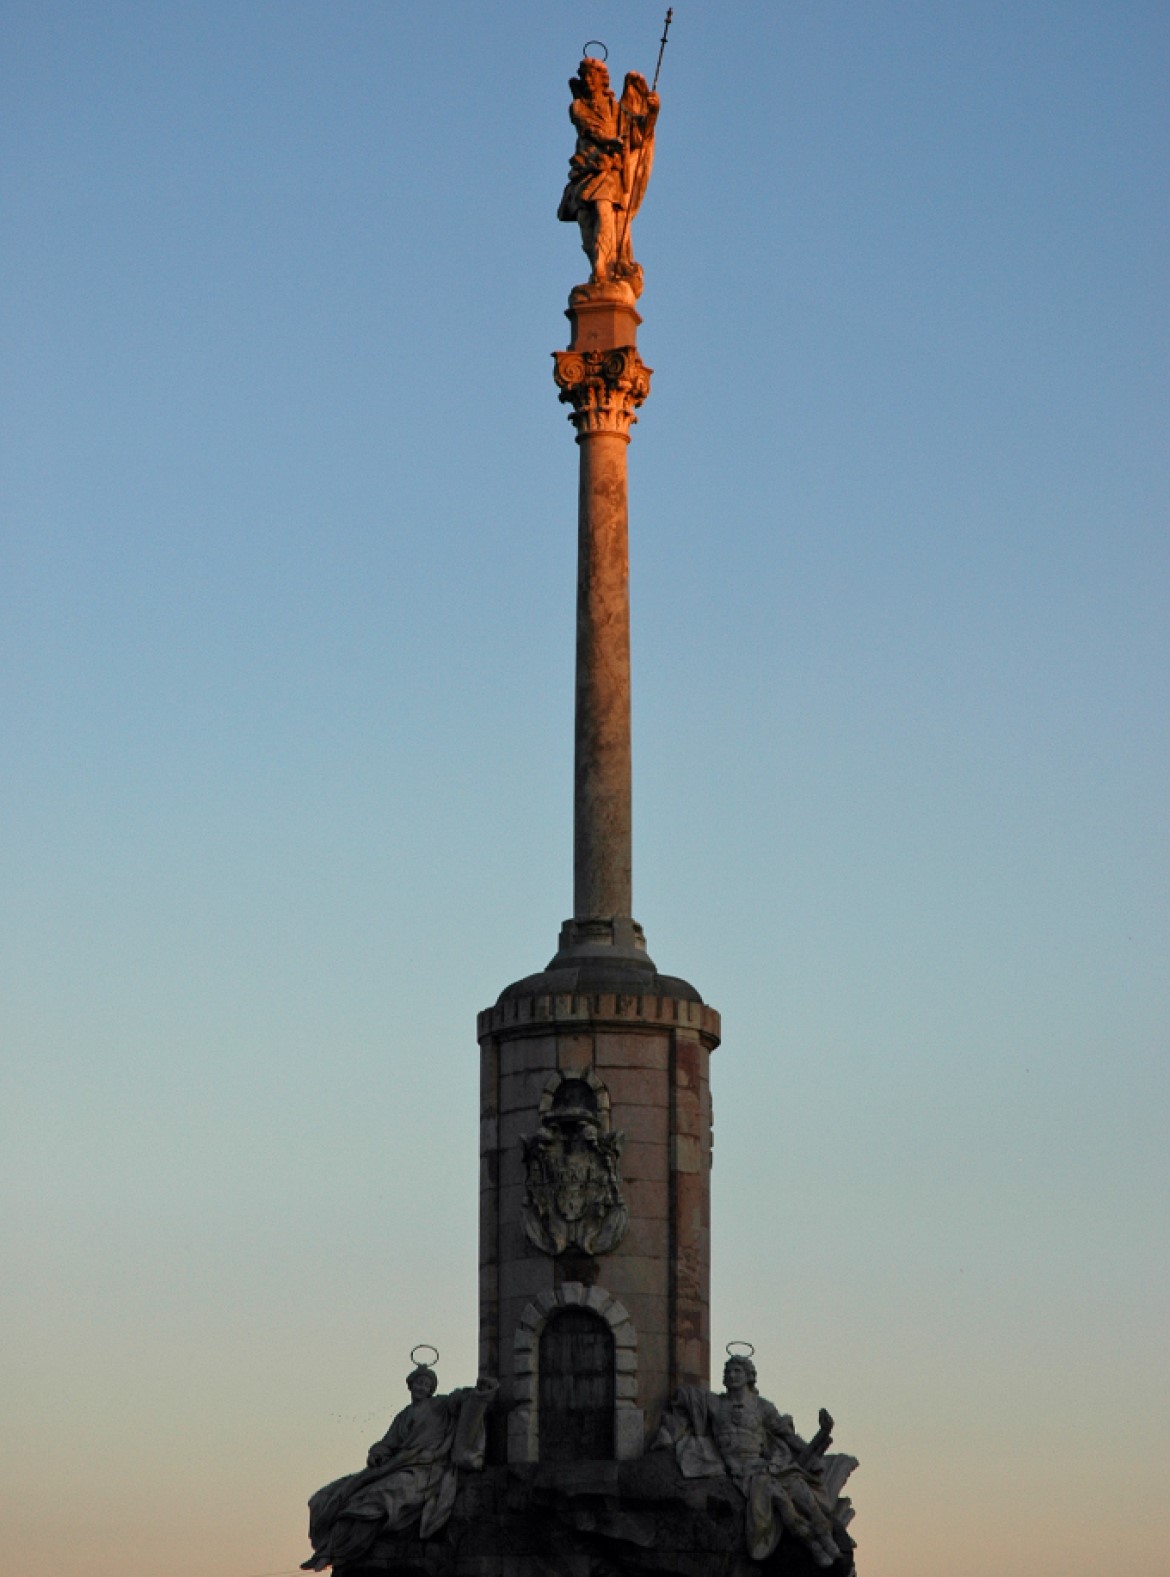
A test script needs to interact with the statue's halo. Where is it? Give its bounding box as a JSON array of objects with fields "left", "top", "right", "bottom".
[
  {"left": 410, "top": 1343, "right": 440, "bottom": 1369},
  {"left": 725, "top": 1340, "right": 756, "bottom": 1359},
  {"left": 582, "top": 40, "right": 608, "bottom": 62}
]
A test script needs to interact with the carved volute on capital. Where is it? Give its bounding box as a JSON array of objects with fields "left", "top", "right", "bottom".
[{"left": 552, "top": 347, "right": 652, "bottom": 438}]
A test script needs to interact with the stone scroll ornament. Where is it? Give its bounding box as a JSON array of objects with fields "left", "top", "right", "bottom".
[
  {"left": 520, "top": 1076, "right": 629, "bottom": 1256},
  {"left": 552, "top": 346, "right": 652, "bottom": 437}
]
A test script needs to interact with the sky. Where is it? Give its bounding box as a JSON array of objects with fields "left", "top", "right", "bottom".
[{"left": 2, "top": 3, "right": 1167, "bottom": 1575}]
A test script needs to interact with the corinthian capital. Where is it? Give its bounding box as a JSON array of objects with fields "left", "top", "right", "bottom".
[{"left": 552, "top": 347, "right": 653, "bottom": 437}]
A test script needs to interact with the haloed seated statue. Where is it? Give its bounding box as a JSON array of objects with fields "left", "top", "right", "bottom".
[
  {"left": 301, "top": 1364, "right": 498, "bottom": 1572},
  {"left": 654, "top": 1354, "right": 858, "bottom": 1569}
]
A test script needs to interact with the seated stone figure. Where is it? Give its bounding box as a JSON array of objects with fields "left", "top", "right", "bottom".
[
  {"left": 653, "top": 1355, "right": 857, "bottom": 1569},
  {"left": 301, "top": 1367, "right": 497, "bottom": 1571}
]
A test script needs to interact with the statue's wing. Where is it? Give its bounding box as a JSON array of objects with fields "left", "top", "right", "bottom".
[{"left": 619, "top": 73, "right": 656, "bottom": 218}]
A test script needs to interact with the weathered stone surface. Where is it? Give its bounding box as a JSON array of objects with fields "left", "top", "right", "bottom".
[
  {"left": 601, "top": 1064, "right": 670, "bottom": 1109},
  {"left": 617, "top": 1141, "right": 670, "bottom": 1185},
  {"left": 328, "top": 1456, "right": 856, "bottom": 1577},
  {"left": 498, "top": 1035, "right": 560, "bottom": 1072},
  {"left": 611, "top": 1104, "right": 667, "bottom": 1147},
  {"left": 498, "top": 1065, "right": 562, "bottom": 1114},
  {"left": 595, "top": 1036, "right": 670, "bottom": 1071},
  {"left": 557, "top": 55, "right": 659, "bottom": 297},
  {"left": 620, "top": 1177, "right": 670, "bottom": 1222}
]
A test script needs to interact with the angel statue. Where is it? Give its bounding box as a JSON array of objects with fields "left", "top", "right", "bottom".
[{"left": 557, "top": 54, "right": 659, "bottom": 297}]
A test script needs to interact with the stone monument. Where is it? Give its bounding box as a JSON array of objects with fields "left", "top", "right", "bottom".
[{"left": 301, "top": 40, "right": 858, "bottom": 1577}]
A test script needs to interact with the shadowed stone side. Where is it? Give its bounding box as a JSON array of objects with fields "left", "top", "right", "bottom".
[{"left": 331, "top": 1458, "right": 857, "bottom": 1577}]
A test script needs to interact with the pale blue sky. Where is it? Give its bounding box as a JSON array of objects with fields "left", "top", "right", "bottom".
[{"left": 2, "top": 5, "right": 1167, "bottom": 1576}]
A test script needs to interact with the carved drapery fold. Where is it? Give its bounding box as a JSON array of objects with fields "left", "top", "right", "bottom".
[{"left": 553, "top": 347, "right": 652, "bottom": 437}]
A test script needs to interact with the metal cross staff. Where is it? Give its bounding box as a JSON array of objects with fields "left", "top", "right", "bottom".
[
  {"left": 652, "top": 6, "right": 674, "bottom": 92},
  {"left": 615, "top": 8, "right": 673, "bottom": 270}
]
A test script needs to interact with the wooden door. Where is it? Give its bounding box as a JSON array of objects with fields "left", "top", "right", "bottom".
[{"left": 538, "top": 1307, "right": 615, "bottom": 1462}]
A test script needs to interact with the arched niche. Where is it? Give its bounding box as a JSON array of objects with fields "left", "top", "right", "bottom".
[
  {"left": 508, "top": 1282, "right": 642, "bottom": 1464},
  {"left": 538, "top": 1306, "right": 615, "bottom": 1461},
  {"left": 538, "top": 1065, "right": 614, "bottom": 1130}
]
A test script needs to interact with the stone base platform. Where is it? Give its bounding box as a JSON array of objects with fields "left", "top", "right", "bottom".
[{"left": 331, "top": 1457, "right": 856, "bottom": 1577}]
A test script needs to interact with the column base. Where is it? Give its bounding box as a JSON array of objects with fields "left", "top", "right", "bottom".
[{"left": 549, "top": 914, "right": 652, "bottom": 970}]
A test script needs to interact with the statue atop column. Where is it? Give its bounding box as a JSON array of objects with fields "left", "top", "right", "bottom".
[{"left": 557, "top": 55, "right": 659, "bottom": 299}]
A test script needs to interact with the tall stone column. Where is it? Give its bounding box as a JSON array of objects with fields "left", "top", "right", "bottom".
[
  {"left": 554, "top": 324, "right": 651, "bottom": 947},
  {"left": 477, "top": 289, "right": 720, "bottom": 1469},
  {"left": 547, "top": 295, "right": 652, "bottom": 962}
]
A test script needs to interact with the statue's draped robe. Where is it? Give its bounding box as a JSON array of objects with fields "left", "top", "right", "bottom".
[
  {"left": 303, "top": 1387, "right": 494, "bottom": 1571},
  {"left": 557, "top": 75, "right": 657, "bottom": 227},
  {"left": 655, "top": 1387, "right": 857, "bottom": 1563}
]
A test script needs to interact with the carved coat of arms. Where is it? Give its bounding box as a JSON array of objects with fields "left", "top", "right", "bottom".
[{"left": 520, "top": 1078, "right": 629, "bottom": 1256}]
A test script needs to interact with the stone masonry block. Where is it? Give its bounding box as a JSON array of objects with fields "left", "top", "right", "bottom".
[
  {"left": 619, "top": 1139, "right": 669, "bottom": 1184},
  {"left": 611, "top": 1103, "right": 668, "bottom": 1145},
  {"left": 613, "top": 1291, "right": 667, "bottom": 1338},
  {"left": 671, "top": 1091, "right": 705, "bottom": 1138},
  {"left": 676, "top": 1336, "right": 706, "bottom": 1385},
  {"left": 498, "top": 1065, "right": 558, "bottom": 1115},
  {"left": 623, "top": 1177, "right": 670, "bottom": 1220},
  {"left": 602, "top": 1066, "right": 669, "bottom": 1108},
  {"left": 672, "top": 1169, "right": 707, "bottom": 1236},
  {"left": 500, "top": 1258, "right": 554, "bottom": 1300},
  {"left": 497, "top": 1218, "right": 532, "bottom": 1266},
  {"left": 498, "top": 1144, "right": 526, "bottom": 1192},
  {"left": 503, "top": 1295, "right": 542, "bottom": 1343},
  {"left": 595, "top": 1036, "right": 669, "bottom": 1071},
  {"left": 612, "top": 1212, "right": 668, "bottom": 1260},
  {"left": 496, "top": 1036, "right": 559, "bottom": 1073},
  {"left": 673, "top": 1302, "right": 704, "bottom": 1343},
  {"left": 555, "top": 1032, "right": 594, "bottom": 1071},
  {"left": 513, "top": 1314, "right": 538, "bottom": 1345},
  {"left": 498, "top": 1109, "right": 534, "bottom": 1151},
  {"left": 604, "top": 1255, "right": 667, "bottom": 1298},
  {"left": 479, "top": 1048, "right": 498, "bottom": 1117},
  {"left": 671, "top": 1133, "right": 703, "bottom": 1174},
  {"left": 633, "top": 1327, "right": 669, "bottom": 1379},
  {"left": 513, "top": 1371, "right": 535, "bottom": 1405},
  {"left": 614, "top": 1403, "right": 645, "bottom": 1461},
  {"left": 507, "top": 1405, "right": 535, "bottom": 1465},
  {"left": 673, "top": 1039, "right": 705, "bottom": 1089},
  {"left": 584, "top": 1286, "right": 614, "bottom": 1316}
]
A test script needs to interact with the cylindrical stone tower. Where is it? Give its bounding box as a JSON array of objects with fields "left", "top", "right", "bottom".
[{"left": 477, "top": 285, "right": 720, "bottom": 1467}]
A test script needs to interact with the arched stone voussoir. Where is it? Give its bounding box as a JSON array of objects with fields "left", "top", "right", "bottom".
[{"left": 507, "top": 1282, "right": 642, "bottom": 1464}]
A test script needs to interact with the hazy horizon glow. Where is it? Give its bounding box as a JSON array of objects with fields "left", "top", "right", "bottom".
[{"left": 3, "top": 4, "right": 1167, "bottom": 1576}]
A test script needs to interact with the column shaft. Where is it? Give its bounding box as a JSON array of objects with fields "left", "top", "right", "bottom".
[{"left": 574, "top": 429, "right": 633, "bottom": 920}]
